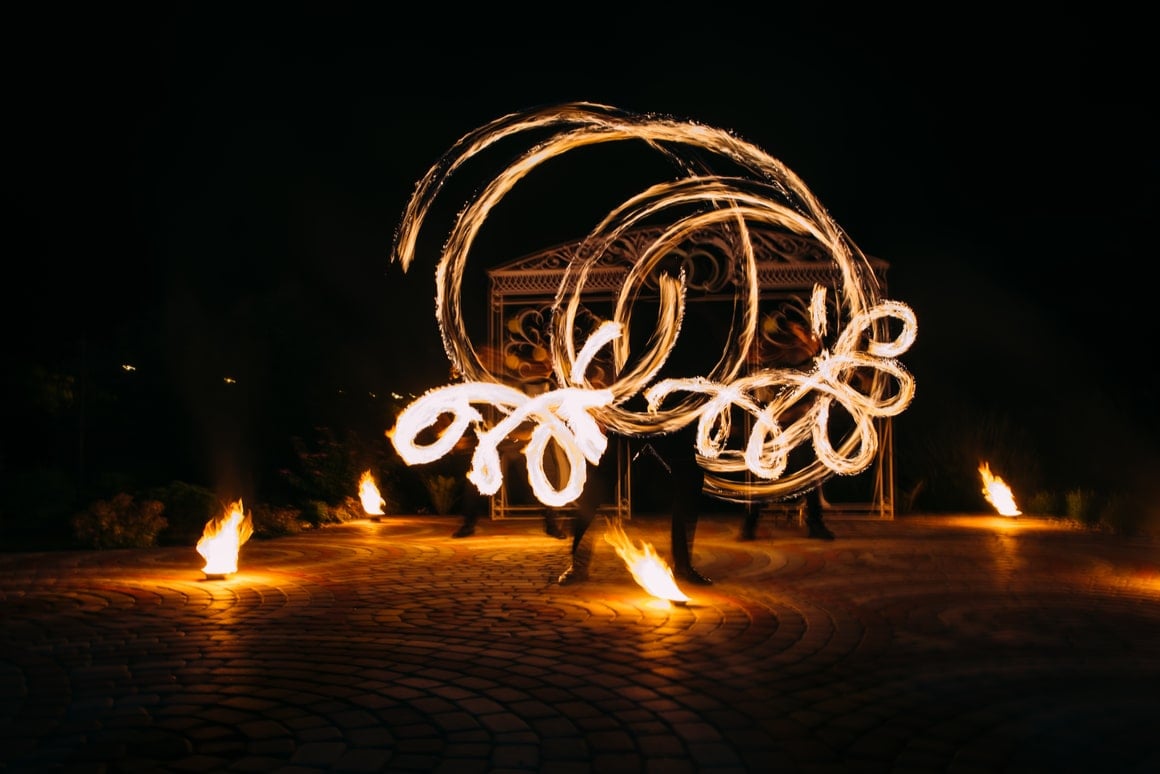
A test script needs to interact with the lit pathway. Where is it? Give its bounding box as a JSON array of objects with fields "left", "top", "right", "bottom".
[{"left": 2, "top": 512, "right": 1158, "bottom": 772}]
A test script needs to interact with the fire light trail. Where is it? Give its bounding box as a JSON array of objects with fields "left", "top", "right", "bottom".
[
  {"left": 387, "top": 102, "right": 917, "bottom": 506},
  {"left": 979, "top": 462, "right": 1022, "bottom": 517}
]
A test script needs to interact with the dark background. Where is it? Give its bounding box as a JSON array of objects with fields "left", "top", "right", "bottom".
[{"left": 5, "top": 6, "right": 1156, "bottom": 519}]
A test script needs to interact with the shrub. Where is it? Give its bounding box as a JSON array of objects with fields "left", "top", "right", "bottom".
[
  {"left": 299, "top": 500, "right": 330, "bottom": 528},
  {"left": 280, "top": 426, "right": 366, "bottom": 508},
  {"left": 251, "top": 504, "right": 304, "bottom": 538},
  {"left": 71, "top": 493, "right": 168, "bottom": 549},
  {"left": 327, "top": 497, "right": 362, "bottom": 524},
  {"left": 146, "top": 481, "right": 222, "bottom": 547},
  {"left": 895, "top": 405, "right": 1042, "bottom": 513},
  {"left": 1065, "top": 488, "right": 1101, "bottom": 527},
  {"left": 1098, "top": 492, "right": 1149, "bottom": 537},
  {"left": 1025, "top": 490, "right": 1063, "bottom": 518},
  {"left": 298, "top": 498, "right": 362, "bottom": 528}
]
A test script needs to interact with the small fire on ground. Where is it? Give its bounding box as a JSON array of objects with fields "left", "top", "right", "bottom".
[
  {"left": 603, "top": 519, "right": 689, "bottom": 604},
  {"left": 197, "top": 499, "right": 254, "bottom": 577},
  {"left": 359, "top": 469, "right": 386, "bottom": 516},
  {"left": 979, "top": 462, "right": 1021, "bottom": 517}
]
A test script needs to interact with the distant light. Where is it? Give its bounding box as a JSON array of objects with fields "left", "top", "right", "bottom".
[
  {"left": 368, "top": 391, "right": 377, "bottom": 399},
  {"left": 223, "top": 377, "right": 237, "bottom": 385},
  {"left": 121, "top": 364, "right": 136, "bottom": 372}
]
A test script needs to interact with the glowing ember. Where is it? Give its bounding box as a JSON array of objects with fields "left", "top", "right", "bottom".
[
  {"left": 603, "top": 520, "right": 690, "bottom": 604},
  {"left": 359, "top": 469, "right": 386, "bottom": 515},
  {"left": 979, "top": 462, "right": 1021, "bottom": 517},
  {"left": 197, "top": 499, "right": 254, "bottom": 576}
]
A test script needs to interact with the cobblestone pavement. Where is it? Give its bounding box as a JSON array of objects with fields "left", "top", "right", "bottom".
[{"left": 2, "top": 511, "right": 1159, "bottom": 773}]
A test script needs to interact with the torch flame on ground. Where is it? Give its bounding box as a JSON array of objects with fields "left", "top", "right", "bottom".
[
  {"left": 197, "top": 499, "right": 254, "bottom": 576},
  {"left": 979, "top": 462, "right": 1021, "bottom": 517},
  {"left": 603, "top": 520, "right": 690, "bottom": 604},
  {"left": 359, "top": 469, "right": 386, "bottom": 515}
]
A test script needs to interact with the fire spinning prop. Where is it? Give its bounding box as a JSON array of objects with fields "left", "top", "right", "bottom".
[
  {"left": 388, "top": 103, "right": 916, "bottom": 601},
  {"left": 388, "top": 102, "right": 916, "bottom": 509},
  {"left": 197, "top": 499, "right": 253, "bottom": 579},
  {"left": 979, "top": 462, "right": 1021, "bottom": 517},
  {"left": 359, "top": 469, "right": 386, "bottom": 517}
]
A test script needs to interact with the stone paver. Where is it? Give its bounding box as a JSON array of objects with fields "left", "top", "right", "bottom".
[{"left": 2, "top": 512, "right": 1159, "bottom": 772}]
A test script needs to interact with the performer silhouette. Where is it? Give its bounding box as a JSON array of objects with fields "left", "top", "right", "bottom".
[{"left": 557, "top": 423, "right": 712, "bottom": 586}]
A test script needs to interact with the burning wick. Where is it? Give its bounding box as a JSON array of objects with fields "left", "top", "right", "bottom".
[
  {"left": 603, "top": 519, "right": 690, "bottom": 605},
  {"left": 359, "top": 469, "right": 386, "bottom": 517},
  {"left": 979, "top": 462, "right": 1021, "bottom": 517},
  {"left": 197, "top": 499, "right": 254, "bottom": 578}
]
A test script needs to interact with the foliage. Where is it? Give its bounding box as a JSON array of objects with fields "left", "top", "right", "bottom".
[
  {"left": 895, "top": 405, "right": 1042, "bottom": 512},
  {"left": 280, "top": 426, "right": 383, "bottom": 506},
  {"left": 1025, "top": 490, "right": 1063, "bottom": 517},
  {"left": 145, "top": 481, "right": 222, "bottom": 547},
  {"left": 1097, "top": 493, "right": 1148, "bottom": 537},
  {"left": 250, "top": 504, "right": 304, "bottom": 538},
  {"left": 299, "top": 500, "right": 329, "bottom": 528},
  {"left": 277, "top": 422, "right": 433, "bottom": 516},
  {"left": 997, "top": 487, "right": 1157, "bottom": 537},
  {"left": 70, "top": 493, "right": 167, "bottom": 549},
  {"left": 1065, "top": 488, "right": 1101, "bottom": 527},
  {"left": 298, "top": 498, "right": 362, "bottom": 528}
]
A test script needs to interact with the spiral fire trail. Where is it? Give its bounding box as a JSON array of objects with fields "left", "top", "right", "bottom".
[{"left": 388, "top": 102, "right": 917, "bottom": 505}]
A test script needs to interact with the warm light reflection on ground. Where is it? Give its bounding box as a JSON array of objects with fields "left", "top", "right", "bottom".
[
  {"left": 936, "top": 514, "right": 1073, "bottom": 533},
  {"left": 6, "top": 510, "right": 1159, "bottom": 772}
]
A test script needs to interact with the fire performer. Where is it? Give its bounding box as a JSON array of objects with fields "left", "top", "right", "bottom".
[
  {"left": 447, "top": 368, "right": 567, "bottom": 539},
  {"left": 738, "top": 296, "right": 838, "bottom": 542},
  {"left": 557, "top": 422, "right": 712, "bottom": 586}
]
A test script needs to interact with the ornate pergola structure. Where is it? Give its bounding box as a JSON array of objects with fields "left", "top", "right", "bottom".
[{"left": 484, "top": 223, "right": 895, "bottom": 521}]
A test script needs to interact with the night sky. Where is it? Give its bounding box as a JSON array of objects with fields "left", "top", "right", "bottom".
[{"left": 7, "top": 7, "right": 1156, "bottom": 506}]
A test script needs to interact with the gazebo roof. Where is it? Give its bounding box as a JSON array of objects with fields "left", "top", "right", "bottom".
[{"left": 486, "top": 222, "right": 888, "bottom": 301}]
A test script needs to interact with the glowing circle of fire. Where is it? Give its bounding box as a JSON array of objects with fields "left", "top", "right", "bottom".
[
  {"left": 979, "top": 462, "right": 1022, "bottom": 517},
  {"left": 197, "top": 499, "right": 254, "bottom": 578},
  {"left": 388, "top": 102, "right": 917, "bottom": 506}
]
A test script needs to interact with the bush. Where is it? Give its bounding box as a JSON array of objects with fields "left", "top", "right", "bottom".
[
  {"left": 280, "top": 426, "right": 366, "bottom": 508},
  {"left": 1025, "top": 490, "right": 1063, "bottom": 518},
  {"left": 895, "top": 405, "right": 1042, "bottom": 512},
  {"left": 1066, "top": 488, "right": 1101, "bottom": 527},
  {"left": 71, "top": 493, "right": 168, "bottom": 549},
  {"left": 251, "top": 504, "right": 304, "bottom": 538},
  {"left": 146, "top": 481, "right": 222, "bottom": 546},
  {"left": 298, "top": 498, "right": 362, "bottom": 528},
  {"left": 1098, "top": 492, "right": 1149, "bottom": 537}
]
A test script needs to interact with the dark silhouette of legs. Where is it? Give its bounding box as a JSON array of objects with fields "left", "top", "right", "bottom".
[
  {"left": 740, "top": 501, "right": 760, "bottom": 541},
  {"left": 805, "top": 486, "right": 834, "bottom": 540},
  {"left": 557, "top": 448, "right": 612, "bottom": 584},
  {"left": 452, "top": 479, "right": 487, "bottom": 538}
]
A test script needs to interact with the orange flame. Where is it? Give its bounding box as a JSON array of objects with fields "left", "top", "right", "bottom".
[
  {"left": 979, "top": 462, "right": 1021, "bottom": 517},
  {"left": 197, "top": 499, "right": 254, "bottom": 576},
  {"left": 359, "top": 469, "right": 386, "bottom": 515},
  {"left": 603, "top": 520, "right": 689, "bottom": 603}
]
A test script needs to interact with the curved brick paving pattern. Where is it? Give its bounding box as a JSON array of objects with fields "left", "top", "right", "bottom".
[{"left": 2, "top": 513, "right": 1158, "bottom": 772}]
